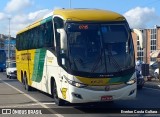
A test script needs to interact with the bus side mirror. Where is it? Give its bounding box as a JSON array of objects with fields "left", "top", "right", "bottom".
[
  {"left": 57, "top": 29, "right": 67, "bottom": 50},
  {"left": 60, "top": 50, "right": 66, "bottom": 66},
  {"left": 57, "top": 29, "right": 67, "bottom": 66}
]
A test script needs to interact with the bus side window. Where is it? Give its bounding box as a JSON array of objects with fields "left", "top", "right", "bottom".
[
  {"left": 41, "top": 21, "right": 54, "bottom": 48},
  {"left": 16, "top": 35, "right": 20, "bottom": 50},
  {"left": 19, "top": 34, "right": 23, "bottom": 50},
  {"left": 46, "top": 21, "right": 54, "bottom": 47},
  {"left": 35, "top": 27, "right": 40, "bottom": 49},
  {"left": 32, "top": 29, "right": 35, "bottom": 48},
  {"left": 44, "top": 23, "right": 49, "bottom": 47},
  {"left": 23, "top": 33, "right": 28, "bottom": 49},
  {"left": 39, "top": 25, "right": 45, "bottom": 48},
  {"left": 28, "top": 31, "right": 31, "bottom": 49},
  {"left": 32, "top": 28, "right": 39, "bottom": 49},
  {"left": 26, "top": 31, "right": 30, "bottom": 49}
]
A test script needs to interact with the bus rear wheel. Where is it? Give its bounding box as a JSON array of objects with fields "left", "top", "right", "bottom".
[
  {"left": 24, "top": 75, "right": 32, "bottom": 91},
  {"left": 52, "top": 82, "right": 64, "bottom": 106}
]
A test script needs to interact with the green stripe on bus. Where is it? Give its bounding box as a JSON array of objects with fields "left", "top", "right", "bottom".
[
  {"left": 41, "top": 16, "right": 52, "bottom": 24},
  {"left": 32, "top": 49, "right": 46, "bottom": 82},
  {"left": 109, "top": 74, "right": 133, "bottom": 84}
]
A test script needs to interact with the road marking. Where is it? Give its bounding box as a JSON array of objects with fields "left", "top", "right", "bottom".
[
  {"left": 0, "top": 103, "right": 41, "bottom": 108},
  {"left": 0, "top": 102, "right": 56, "bottom": 108},
  {"left": 0, "top": 78, "right": 64, "bottom": 117}
]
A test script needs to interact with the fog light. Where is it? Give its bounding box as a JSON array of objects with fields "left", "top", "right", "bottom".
[{"left": 72, "top": 93, "right": 82, "bottom": 99}]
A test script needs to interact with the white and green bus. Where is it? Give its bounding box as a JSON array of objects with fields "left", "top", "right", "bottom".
[{"left": 16, "top": 9, "right": 142, "bottom": 105}]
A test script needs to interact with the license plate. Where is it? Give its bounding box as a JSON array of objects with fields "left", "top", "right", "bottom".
[{"left": 101, "top": 96, "right": 113, "bottom": 101}]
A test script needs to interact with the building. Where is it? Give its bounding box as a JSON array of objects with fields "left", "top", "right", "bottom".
[
  {"left": 4, "top": 39, "right": 16, "bottom": 60},
  {"left": 0, "top": 34, "right": 8, "bottom": 48},
  {"left": 132, "top": 25, "right": 160, "bottom": 64},
  {"left": 0, "top": 34, "right": 16, "bottom": 60}
]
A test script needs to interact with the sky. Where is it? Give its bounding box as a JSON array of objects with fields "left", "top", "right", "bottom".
[{"left": 0, "top": 0, "right": 160, "bottom": 37}]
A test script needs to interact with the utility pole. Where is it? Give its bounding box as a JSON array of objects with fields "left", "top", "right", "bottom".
[{"left": 8, "top": 17, "right": 11, "bottom": 61}]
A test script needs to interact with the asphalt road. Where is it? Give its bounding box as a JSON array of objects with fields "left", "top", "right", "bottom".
[{"left": 0, "top": 72, "right": 160, "bottom": 117}]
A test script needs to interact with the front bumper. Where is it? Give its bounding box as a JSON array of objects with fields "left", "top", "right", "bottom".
[
  {"left": 68, "top": 83, "right": 137, "bottom": 103},
  {"left": 8, "top": 73, "right": 17, "bottom": 78}
]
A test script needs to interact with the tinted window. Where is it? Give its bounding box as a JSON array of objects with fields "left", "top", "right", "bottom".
[{"left": 16, "top": 20, "right": 54, "bottom": 50}]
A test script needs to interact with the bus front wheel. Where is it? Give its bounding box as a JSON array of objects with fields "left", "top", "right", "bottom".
[{"left": 52, "top": 82, "right": 64, "bottom": 106}]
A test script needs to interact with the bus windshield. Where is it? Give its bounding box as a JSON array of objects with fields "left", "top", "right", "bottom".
[{"left": 66, "top": 22, "right": 134, "bottom": 74}]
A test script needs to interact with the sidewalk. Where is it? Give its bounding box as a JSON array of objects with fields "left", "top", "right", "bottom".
[{"left": 144, "top": 77, "right": 160, "bottom": 89}]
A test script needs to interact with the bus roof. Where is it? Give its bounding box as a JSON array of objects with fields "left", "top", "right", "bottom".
[
  {"left": 54, "top": 9, "right": 125, "bottom": 22},
  {"left": 17, "top": 9, "right": 125, "bottom": 35}
]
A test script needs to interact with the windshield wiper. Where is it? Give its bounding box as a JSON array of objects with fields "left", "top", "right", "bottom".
[
  {"left": 91, "top": 49, "right": 124, "bottom": 74},
  {"left": 107, "top": 51, "right": 123, "bottom": 72},
  {"left": 91, "top": 47, "right": 107, "bottom": 73},
  {"left": 91, "top": 55, "right": 102, "bottom": 72}
]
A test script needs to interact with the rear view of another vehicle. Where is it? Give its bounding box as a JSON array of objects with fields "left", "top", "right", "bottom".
[
  {"left": 6, "top": 62, "right": 17, "bottom": 79},
  {"left": 148, "top": 61, "right": 158, "bottom": 79},
  {"left": 0, "top": 49, "right": 6, "bottom": 72},
  {"left": 154, "top": 68, "right": 159, "bottom": 79}
]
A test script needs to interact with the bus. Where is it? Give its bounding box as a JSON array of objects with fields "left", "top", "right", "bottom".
[
  {"left": 0, "top": 49, "right": 6, "bottom": 72},
  {"left": 16, "top": 9, "right": 143, "bottom": 105}
]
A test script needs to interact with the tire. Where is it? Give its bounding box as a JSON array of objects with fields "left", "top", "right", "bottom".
[
  {"left": 22, "top": 77, "right": 25, "bottom": 85},
  {"left": 52, "top": 82, "right": 64, "bottom": 106},
  {"left": 22, "top": 77, "right": 25, "bottom": 89},
  {"left": 9, "top": 76, "right": 11, "bottom": 79},
  {"left": 24, "top": 75, "right": 32, "bottom": 91}
]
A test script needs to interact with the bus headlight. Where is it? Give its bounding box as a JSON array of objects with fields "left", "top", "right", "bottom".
[
  {"left": 64, "top": 76, "right": 88, "bottom": 88},
  {"left": 125, "top": 78, "right": 136, "bottom": 85}
]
